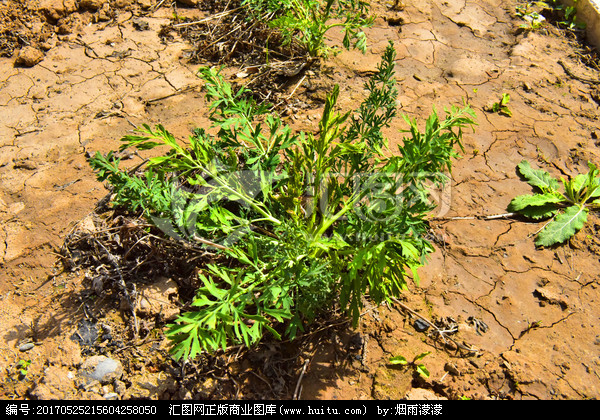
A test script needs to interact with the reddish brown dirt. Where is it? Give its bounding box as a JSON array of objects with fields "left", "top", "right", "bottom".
[{"left": 1, "top": 0, "right": 599, "bottom": 400}]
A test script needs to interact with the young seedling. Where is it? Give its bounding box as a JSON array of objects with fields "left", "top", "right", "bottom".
[
  {"left": 389, "top": 351, "right": 431, "bottom": 378},
  {"left": 516, "top": 4, "right": 546, "bottom": 30},
  {"left": 508, "top": 160, "right": 600, "bottom": 246},
  {"left": 487, "top": 93, "right": 512, "bottom": 117},
  {"left": 515, "top": 1, "right": 585, "bottom": 31},
  {"left": 16, "top": 359, "right": 31, "bottom": 378}
]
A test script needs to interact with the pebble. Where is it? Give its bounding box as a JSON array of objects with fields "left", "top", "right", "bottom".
[
  {"left": 114, "top": 380, "right": 127, "bottom": 396},
  {"left": 79, "top": 0, "right": 103, "bottom": 10},
  {"left": 19, "top": 343, "right": 35, "bottom": 352},
  {"left": 79, "top": 356, "right": 123, "bottom": 384},
  {"left": 15, "top": 47, "right": 44, "bottom": 67},
  {"left": 444, "top": 362, "right": 460, "bottom": 376},
  {"left": 413, "top": 318, "right": 430, "bottom": 332}
]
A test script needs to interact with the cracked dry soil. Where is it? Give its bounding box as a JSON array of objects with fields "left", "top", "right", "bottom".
[{"left": 1, "top": 0, "right": 600, "bottom": 400}]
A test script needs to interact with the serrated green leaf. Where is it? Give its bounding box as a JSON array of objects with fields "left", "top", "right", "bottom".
[
  {"left": 164, "top": 322, "right": 196, "bottom": 336},
  {"left": 517, "top": 160, "right": 560, "bottom": 192},
  {"left": 535, "top": 205, "right": 589, "bottom": 246}
]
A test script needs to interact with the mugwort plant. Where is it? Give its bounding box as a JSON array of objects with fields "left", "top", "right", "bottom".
[{"left": 89, "top": 43, "right": 476, "bottom": 360}]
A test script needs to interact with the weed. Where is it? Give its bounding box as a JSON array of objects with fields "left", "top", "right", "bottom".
[
  {"left": 16, "top": 359, "right": 31, "bottom": 378},
  {"left": 508, "top": 160, "right": 600, "bottom": 246},
  {"left": 487, "top": 93, "right": 512, "bottom": 117},
  {"left": 389, "top": 351, "right": 431, "bottom": 378},
  {"left": 516, "top": 4, "right": 546, "bottom": 30},
  {"left": 516, "top": 1, "right": 585, "bottom": 31},
  {"left": 544, "top": 0, "right": 586, "bottom": 29},
  {"left": 243, "top": 0, "right": 374, "bottom": 57},
  {"left": 89, "top": 43, "right": 476, "bottom": 360}
]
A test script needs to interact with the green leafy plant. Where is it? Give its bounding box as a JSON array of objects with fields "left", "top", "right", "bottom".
[
  {"left": 488, "top": 93, "right": 512, "bottom": 117},
  {"left": 508, "top": 160, "right": 600, "bottom": 246},
  {"left": 89, "top": 43, "right": 476, "bottom": 361},
  {"left": 243, "top": 0, "right": 374, "bottom": 58},
  {"left": 515, "top": 4, "right": 546, "bottom": 30},
  {"left": 16, "top": 359, "right": 31, "bottom": 378},
  {"left": 544, "top": 0, "right": 586, "bottom": 29},
  {"left": 516, "top": 1, "right": 585, "bottom": 30},
  {"left": 389, "top": 351, "right": 431, "bottom": 378}
]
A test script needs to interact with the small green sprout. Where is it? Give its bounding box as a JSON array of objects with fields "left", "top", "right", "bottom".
[
  {"left": 16, "top": 359, "right": 31, "bottom": 378},
  {"left": 489, "top": 93, "right": 512, "bottom": 117},
  {"left": 389, "top": 351, "right": 431, "bottom": 378}
]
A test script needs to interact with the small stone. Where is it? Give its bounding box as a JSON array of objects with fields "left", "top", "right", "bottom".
[
  {"left": 40, "top": 35, "right": 57, "bottom": 51},
  {"left": 79, "top": 0, "right": 103, "bottom": 11},
  {"left": 413, "top": 318, "right": 430, "bottom": 332},
  {"left": 57, "top": 22, "right": 72, "bottom": 35},
  {"left": 103, "top": 392, "right": 119, "bottom": 400},
  {"left": 444, "top": 362, "right": 460, "bottom": 376},
  {"left": 15, "top": 47, "right": 44, "bottom": 67},
  {"left": 39, "top": 0, "right": 67, "bottom": 21},
  {"left": 7, "top": 202, "right": 25, "bottom": 216},
  {"left": 96, "top": 3, "right": 113, "bottom": 22},
  {"left": 132, "top": 19, "right": 150, "bottom": 31},
  {"left": 114, "top": 380, "right": 127, "bottom": 396},
  {"left": 79, "top": 356, "right": 123, "bottom": 385},
  {"left": 19, "top": 343, "right": 35, "bottom": 352},
  {"left": 136, "top": 0, "right": 153, "bottom": 9},
  {"left": 63, "top": 0, "right": 78, "bottom": 13},
  {"left": 13, "top": 158, "right": 38, "bottom": 170},
  {"left": 114, "top": 0, "right": 133, "bottom": 7}
]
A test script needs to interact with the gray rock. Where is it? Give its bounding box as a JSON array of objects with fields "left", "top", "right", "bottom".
[
  {"left": 413, "top": 318, "right": 430, "bottom": 332},
  {"left": 79, "top": 356, "right": 123, "bottom": 385},
  {"left": 19, "top": 343, "right": 35, "bottom": 352},
  {"left": 103, "top": 392, "right": 119, "bottom": 400}
]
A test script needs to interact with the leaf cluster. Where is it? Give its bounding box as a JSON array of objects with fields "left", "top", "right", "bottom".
[
  {"left": 89, "top": 43, "right": 476, "bottom": 360},
  {"left": 508, "top": 160, "right": 600, "bottom": 246},
  {"left": 516, "top": 1, "right": 585, "bottom": 30},
  {"left": 244, "top": 0, "right": 374, "bottom": 57},
  {"left": 543, "top": 0, "right": 586, "bottom": 29},
  {"left": 389, "top": 351, "right": 430, "bottom": 378},
  {"left": 487, "top": 93, "right": 512, "bottom": 117}
]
